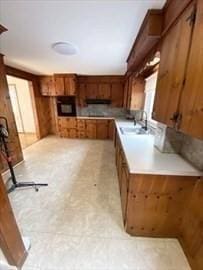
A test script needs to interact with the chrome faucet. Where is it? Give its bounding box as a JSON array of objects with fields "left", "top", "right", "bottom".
[{"left": 133, "top": 110, "right": 148, "bottom": 130}]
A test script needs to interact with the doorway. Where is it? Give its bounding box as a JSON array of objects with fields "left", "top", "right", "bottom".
[{"left": 6, "top": 75, "right": 38, "bottom": 150}]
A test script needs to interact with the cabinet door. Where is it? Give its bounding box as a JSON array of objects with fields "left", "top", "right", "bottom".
[
  {"left": 40, "top": 77, "right": 49, "bottom": 96},
  {"left": 66, "top": 117, "right": 77, "bottom": 128},
  {"left": 179, "top": 1, "right": 203, "bottom": 139},
  {"left": 108, "top": 119, "right": 114, "bottom": 140},
  {"left": 130, "top": 76, "right": 145, "bottom": 110},
  {"left": 96, "top": 120, "right": 108, "bottom": 139},
  {"left": 86, "top": 120, "right": 97, "bottom": 139},
  {"left": 111, "top": 83, "right": 124, "bottom": 107},
  {"left": 64, "top": 75, "right": 76, "bottom": 96},
  {"left": 152, "top": 5, "right": 194, "bottom": 126},
  {"left": 55, "top": 76, "right": 65, "bottom": 96},
  {"left": 120, "top": 162, "right": 129, "bottom": 223},
  {"left": 40, "top": 76, "right": 56, "bottom": 96},
  {"left": 78, "top": 83, "right": 86, "bottom": 107},
  {"left": 97, "top": 83, "right": 111, "bottom": 99},
  {"left": 86, "top": 83, "right": 97, "bottom": 99},
  {"left": 123, "top": 79, "right": 129, "bottom": 109}
]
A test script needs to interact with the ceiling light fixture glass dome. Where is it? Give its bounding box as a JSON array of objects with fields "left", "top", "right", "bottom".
[{"left": 52, "top": 42, "right": 78, "bottom": 55}]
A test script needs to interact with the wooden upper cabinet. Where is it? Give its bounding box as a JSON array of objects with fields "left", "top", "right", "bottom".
[
  {"left": 39, "top": 76, "right": 55, "bottom": 96},
  {"left": 40, "top": 74, "right": 77, "bottom": 96},
  {"left": 86, "top": 83, "right": 98, "bottom": 99},
  {"left": 54, "top": 75, "right": 65, "bottom": 96},
  {"left": 98, "top": 83, "right": 111, "bottom": 99},
  {"left": 123, "top": 79, "right": 129, "bottom": 109},
  {"left": 127, "top": 10, "right": 163, "bottom": 71},
  {"left": 178, "top": 0, "right": 203, "bottom": 140},
  {"left": 152, "top": 4, "right": 195, "bottom": 127},
  {"left": 124, "top": 75, "right": 145, "bottom": 110},
  {"left": 111, "top": 83, "right": 124, "bottom": 107},
  {"left": 64, "top": 74, "right": 77, "bottom": 96}
]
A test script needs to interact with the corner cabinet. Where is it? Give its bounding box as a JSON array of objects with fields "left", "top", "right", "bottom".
[{"left": 153, "top": 1, "right": 203, "bottom": 140}]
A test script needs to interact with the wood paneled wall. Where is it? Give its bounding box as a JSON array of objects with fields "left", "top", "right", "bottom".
[
  {"left": 0, "top": 174, "right": 27, "bottom": 267},
  {"left": 31, "top": 78, "right": 52, "bottom": 138},
  {"left": 5, "top": 66, "right": 53, "bottom": 140},
  {"left": 0, "top": 55, "right": 23, "bottom": 172}
]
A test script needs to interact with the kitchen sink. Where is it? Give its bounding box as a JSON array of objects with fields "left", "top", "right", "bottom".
[{"left": 120, "top": 127, "right": 149, "bottom": 135}]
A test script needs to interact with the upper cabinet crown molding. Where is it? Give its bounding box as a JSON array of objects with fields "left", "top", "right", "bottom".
[{"left": 127, "top": 9, "right": 163, "bottom": 72}]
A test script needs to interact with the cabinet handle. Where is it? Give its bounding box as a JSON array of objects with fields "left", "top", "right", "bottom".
[
  {"left": 175, "top": 113, "right": 182, "bottom": 131},
  {"left": 170, "top": 112, "right": 179, "bottom": 122}
]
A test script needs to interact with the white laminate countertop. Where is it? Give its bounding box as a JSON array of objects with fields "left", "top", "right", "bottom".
[{"left": 115, "top": 119, "right": 202, "bottom": 177}]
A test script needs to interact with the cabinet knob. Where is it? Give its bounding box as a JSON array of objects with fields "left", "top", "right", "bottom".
[{"left": 170, "top": 112, "right": 179, "bottom": 122}]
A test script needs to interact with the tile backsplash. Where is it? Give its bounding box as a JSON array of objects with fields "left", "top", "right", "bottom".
[
  {"left": 77, "top": 104, "right": 127, "bottom": 117},
  {"left": 180, "top": 134, "right": 203, "bottom": 171},
  {"left": 154, "top": 123, "right": 203, "bottom": 171}
]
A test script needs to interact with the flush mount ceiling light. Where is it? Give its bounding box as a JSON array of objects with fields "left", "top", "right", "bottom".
[{"left": 52, "top": 42, "right": 78, "bottom": 55}]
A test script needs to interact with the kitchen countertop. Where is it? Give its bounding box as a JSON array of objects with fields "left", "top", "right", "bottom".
[
  {"left": 57, "top": 116, "right": 114, "bottom": 120},
  {"left": 115, "top": 119, "right": 202, "bottom": 177}
]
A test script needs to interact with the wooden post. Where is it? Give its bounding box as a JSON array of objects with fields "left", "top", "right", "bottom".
[{"left": 0, "top": 174, "right": 27, "bottom": 267}]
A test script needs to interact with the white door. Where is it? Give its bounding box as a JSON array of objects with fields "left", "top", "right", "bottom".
[{"left": 8, "top": 84, "right": 24, "bottom": 133}]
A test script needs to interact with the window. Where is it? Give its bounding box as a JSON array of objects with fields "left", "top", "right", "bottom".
[{"left": 144, "top": 72, "right": 158, "bottom": 127}]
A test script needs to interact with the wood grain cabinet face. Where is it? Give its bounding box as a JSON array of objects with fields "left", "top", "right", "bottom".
[
  {"left": 120, "top": 158, "right": 129, "bottom": 222},
  {"left": 64, "top": 75, "right": 77, "bottom": 96},
  {"left": 178, "top": 0, "right": 203, "bottom": 140},
  {"left": 96, "top": 120, "right": 109, "bottom": 139},
  {"left": 86, "top": 120, "right": 97, "bottom": 139},
  {"left": 54, "top": 76, "right": 65, "bottom": 96},
  {"left": 111, "top": 83, "right": 124, "bottom": 107},
  {"left": 40, "top": 74, "right": 77, "bottom": 96},
  {"left": 86, "top": 83, "right": 98, "bottom": 99},
  {"left": 124, "top": 76, "right": 145, "bottom": 110},
  {"left": 58, "top": 117, "right": 114, "bottom": 140},
  {"left": 40, "top": 76, "right": 55, "bottom": 96},
  {"left": 152, "top": 4, "right": 195, "bottom": 127},
  {"left": 125, "top": 174, "right": 197, "bottom": 237},
  {"left": 98, "top": 83, "right": 111, "bottom": 99}
]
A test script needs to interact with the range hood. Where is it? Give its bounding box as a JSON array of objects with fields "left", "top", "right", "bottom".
[{"left": 85, "top": 99, "right": 111, "bottom": 105}]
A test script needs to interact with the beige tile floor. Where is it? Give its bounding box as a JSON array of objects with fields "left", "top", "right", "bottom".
[{"left": 4, "top": 136, "right": 191, "bottom": 270}]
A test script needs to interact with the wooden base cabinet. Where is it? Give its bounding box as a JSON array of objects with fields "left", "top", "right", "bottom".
[
  {"left": 125, "top": 174, "right": 197, "bottom": 238},
  {"left": 58, "top": 117, "right": 114, "bottom": 140},
  {"left": 115, "top": 131, "right": 202, "bottom": 270}
]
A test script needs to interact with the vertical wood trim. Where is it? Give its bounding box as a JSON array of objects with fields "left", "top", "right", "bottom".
[{"left": 0, "top": 175, "right": 27, "bottom": 267}]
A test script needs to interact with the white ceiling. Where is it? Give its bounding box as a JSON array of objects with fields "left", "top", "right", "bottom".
[{"left": 0, "top": 0, "right": 166, "bottom": 75}]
